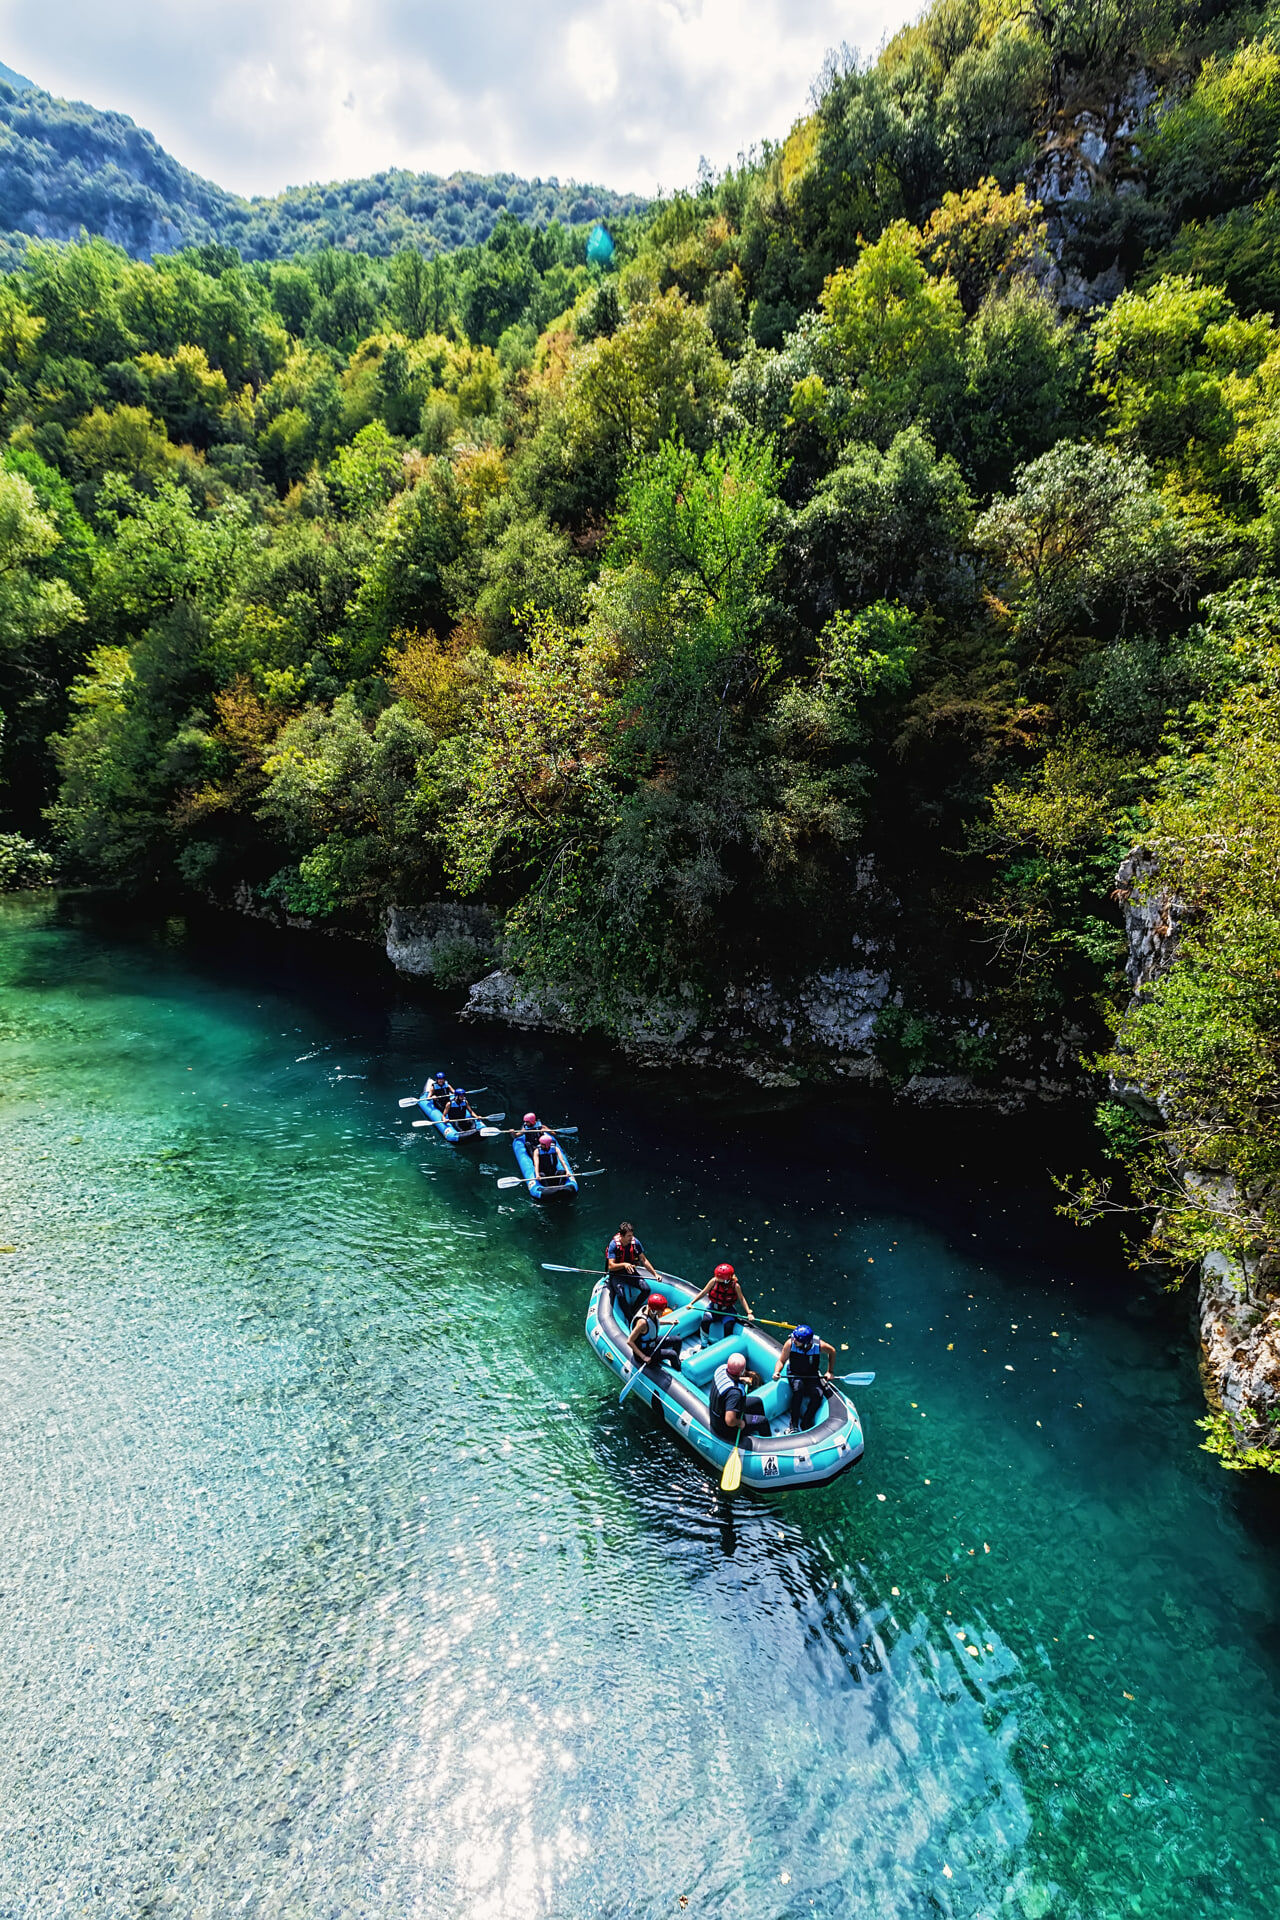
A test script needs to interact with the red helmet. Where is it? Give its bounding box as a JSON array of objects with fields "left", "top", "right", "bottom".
[
  {"left": 726, "top": 1353, "right": 747, "bottom": 1375},
  {"left": 647, "top": 1292, "right": 666, "bottom": 1309},
  {"left": 523, "top": 1112, "right": 538, "bottom": 1127},
  {"left": 539, "top": 1133, "right": 554, "bottom": 1148},
  {"left": 714, "top": 1262, "right": 735, "bottom": 1280}
]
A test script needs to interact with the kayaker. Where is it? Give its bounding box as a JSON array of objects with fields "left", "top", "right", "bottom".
[
  {"left": 443, "top": 1086, "right": 476, "bottom": 1133},
  {"left": 627, "top": 1292, "right": 684, "bottom": 1373},
  {"left": 708, "top": 1352, "right": 770, "bottom": 1442},
  {"left": 533, "top": 1131, "right": 565, "bottom": 1188},
  {"left": 606, "top": 1221, "right": 659, "bottom": 1318},
  {"left": 518, "top": 1111, "right": 542, "bottom": 1154},
  {"left": 774, "top": 1323, "right": 837, "bottom": 1432},
  {"left": 689, "top": 1262, "right": 754, "bottom": 1344},
  {"left": 424, "top": 1069, "right": 452, "bottom": 1104}
]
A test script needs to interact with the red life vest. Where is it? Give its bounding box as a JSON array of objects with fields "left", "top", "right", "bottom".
[{"left": 708, "top": 1275, "right": 738, "bottom": 1311}]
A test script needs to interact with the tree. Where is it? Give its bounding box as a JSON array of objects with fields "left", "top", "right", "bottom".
[
  {"left": 973, "top": 442, "right": 1185, "bottom": 650},
  {"left": 820, "top": 222, "right": 964, "bottom": 443}
]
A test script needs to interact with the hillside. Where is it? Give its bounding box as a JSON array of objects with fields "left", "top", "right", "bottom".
[{"left": 0, "top": 76, "right": 647, "bottom": 263}]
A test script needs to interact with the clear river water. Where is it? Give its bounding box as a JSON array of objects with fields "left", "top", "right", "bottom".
[{"left": 0, "top": 892, "right": 1277, "bottom": 1920}]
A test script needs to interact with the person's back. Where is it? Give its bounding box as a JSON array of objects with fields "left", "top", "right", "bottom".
[{"left": 533, "top": 1132, "right": 561, "bottom": 1183}]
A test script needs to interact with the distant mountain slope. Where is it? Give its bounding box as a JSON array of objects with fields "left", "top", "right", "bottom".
[
  {"left": 0, "top": 61, "right": 32, "bottom": 91},
  {"left": 0, "top": 76, "right": 646, "bottom": 262}
]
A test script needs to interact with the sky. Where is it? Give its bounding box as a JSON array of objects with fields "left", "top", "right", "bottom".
[{"left": 0, "top": 0, "right": 918, "bottom": 200}]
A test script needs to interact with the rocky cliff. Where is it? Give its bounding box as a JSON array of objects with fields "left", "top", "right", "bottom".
[{"left": 1115, "top": 850, "right": 1280, "bottom": 1468}]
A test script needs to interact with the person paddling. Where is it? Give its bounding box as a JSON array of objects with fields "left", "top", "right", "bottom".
[
  {"left": 424, "top": 1069, "right": 452, "bottom": 1105},
  {"left": 708, "top": 1352, "right": 770, "bottom": 1443},
  {"left": 689, "top": 1262, "right": 754, "bottom": 1344},
  {"left": 606, "top": 1221, "right": 660, "bottom": 1319},
  {"left": 532, "top": 1131, "right": 566, "bottom": 1188},
  {"left": 627, "top": 1292, "right": 684, "bottom": 1374},
  {"left": 518, "top": 1111, "right": 543, "bottom": 1155},
  {"left": 443, "top": 1085, "right": 477, "bottom": 1134},
  {"left": 774, "top": 1323, "right": 837, "bottom": 1432}
]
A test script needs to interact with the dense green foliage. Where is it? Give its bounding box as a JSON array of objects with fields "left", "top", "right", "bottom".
[
  {"left": 0, "top": 78, "right": 646, "bottom": 265},
  {"left": 4, "top": 0, "right": 1280, "bottom": 1468}
]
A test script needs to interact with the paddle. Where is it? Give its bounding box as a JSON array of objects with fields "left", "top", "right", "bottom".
[
  {"left": 414, "top": 1109, "right": 504, "bottom": 1130},
  {"left": 500, "top": 1124, "right": 578, "bottom": 1136},
  {"left": 720, "top": 1431, "right": 743, "bottom": 1493},
  {"left": 833, "top": 1371, "right": 876, "bottom": 1387},
  {"left": 496, "top": 1169, "right": 606, "bottom": 1188},
  {"left": 398, "top": 1086, "right": 489, "bottom": 1107},
  {"left": 541, "top": 1264, "right": 606, "bottom": 1276}
]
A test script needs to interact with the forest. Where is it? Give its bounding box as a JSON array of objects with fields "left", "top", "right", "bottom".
[{"left": 1, "top": 0, "right": 1278, "bottom": 1465}]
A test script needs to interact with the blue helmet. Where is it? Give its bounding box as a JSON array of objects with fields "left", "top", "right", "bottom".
[
  {"left": 793, "top": 1323, "right": 816, "bottom": 1346},
  {"left": 454, "top": 1088, "right": 467, "bottom": 1098}
]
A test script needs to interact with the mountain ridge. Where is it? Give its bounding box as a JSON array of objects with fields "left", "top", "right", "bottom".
[{"left": 0, "top": 74, "right": 647, "bottom": 262}]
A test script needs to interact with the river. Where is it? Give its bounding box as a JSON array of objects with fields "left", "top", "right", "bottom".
[{"left": 0, "top": 892, "right": 1277, "bottom": 1920}]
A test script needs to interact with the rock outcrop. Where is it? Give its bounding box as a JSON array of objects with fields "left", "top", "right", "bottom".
[{"left": 385, "top": 903, "right": 497, "bottom": 987}]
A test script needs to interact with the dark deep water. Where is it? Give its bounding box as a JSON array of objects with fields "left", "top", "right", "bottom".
[{"left": 0, "top": 891, "right": 1277, "bottom": 1920}]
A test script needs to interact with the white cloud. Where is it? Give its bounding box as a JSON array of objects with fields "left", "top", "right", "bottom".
[{"left": 0, "top": 0, "right": 915, "bottom": 198}]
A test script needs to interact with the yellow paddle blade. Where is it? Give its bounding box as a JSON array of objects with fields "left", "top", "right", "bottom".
[{"left": 720, "top": 1440, "right": 743, "bottom": 1492}]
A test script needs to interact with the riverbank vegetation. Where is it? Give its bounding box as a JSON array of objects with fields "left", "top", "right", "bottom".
[{"left": 1, "top": 0, "right": 1279, "bottom": 1463}]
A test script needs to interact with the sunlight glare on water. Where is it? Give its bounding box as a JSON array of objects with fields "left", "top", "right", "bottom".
[{"left": 0, "top": 892, "right": 1277, "bottom": 1919}]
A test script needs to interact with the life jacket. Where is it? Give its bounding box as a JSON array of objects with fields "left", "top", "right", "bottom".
[
  {"left": 522, "top": 1126, "right": 541, "bottom": 1152},
  {"left": 787, "top": 1339, "right": 822, "bottom": 1380},
  {"left": 708, "top": 1275, "right": 738, "bottom": 1311},
  {"left": 445, "top": 1098, "right": 470, "bottom": 1121},
  {"left": 632, "top": 1308, "right": 664, "bottom": 1355},
  {"left": 534, "top": 1145, "right": 560, "bottom": 1180},
  {"left": 709, "top": 1362, "right": 745, "bottom": 1438},
  {"left": 608, "top": 1235, "right": 643, "bottom": 1267}
]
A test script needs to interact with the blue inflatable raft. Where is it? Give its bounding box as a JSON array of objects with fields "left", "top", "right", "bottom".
[
  {"left": 416, "top": 1094, "right": 480, "bottom": 1144},
  {"left": 512, "top": 1133, "right": 579, "bottom": 1199},
  {"left": 586, "top": 1275, "right": 864, "bottom": 1491}
]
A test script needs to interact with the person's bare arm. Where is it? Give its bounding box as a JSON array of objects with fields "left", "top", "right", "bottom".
[
  {"left": 819, "top": 1338, "right": 837, "bottom": 1377},
  {"left": 773, "top": 1337, "right": 792, "bottom": 1381}
]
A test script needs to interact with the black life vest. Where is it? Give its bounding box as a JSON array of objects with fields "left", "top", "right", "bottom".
[
  {"left": 787, "top": 1339, "right": 822, "bottom": 1379},
  {"left": 709, "top": 1362, "right": 744, "bottom": 1438},
  {"left": 534, "top": 1145, "right": 560, "bottom": 1179},
  {"left": 445, "top": 1098, "right": 469, "bottom": 1120},
  {"left": 708, "top": 1275, "right": 737, "bottom": 1311},
  {"left": 632, "top": 1308, "right": 663, "bottom": 1355}
]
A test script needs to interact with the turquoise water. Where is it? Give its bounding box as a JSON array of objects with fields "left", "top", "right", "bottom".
[{"left": 0, "top": 892, "right": 1277, "bottom": 1920}]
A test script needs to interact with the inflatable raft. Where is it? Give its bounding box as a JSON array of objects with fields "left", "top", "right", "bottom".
[
  {"left": 512, "top": 1133, "right": 579, "bottom": 1199},
  {"left": 416, "top": 1094, "right": 480, "bottom": 1144},
  {"left": 586, "top": 1275, "right": 863, "bottom": 1490}
]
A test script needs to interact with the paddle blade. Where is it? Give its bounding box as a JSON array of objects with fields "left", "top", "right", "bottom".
[
  {"left": 619, "top": 1362, "right": 646, "bottom": 1406},
  {"left": 541, "top": 1264, "right": 601, "bottom": 1275},
  {"left": 720, "top": 1440, "right": 743, "bottom": 1492},
  {"left": 496, "top": 1176, "right": 526, "bottom": 1189},
  {"left": 837, "top": 1371, "right": 876, "bottom": 1387},
  {"left": 398, "top": 1097, "right": 421, "bottom": 1108},
  {"left": 412, "top": 1119, "right": 433, "bottom": 1128},
  {"left": 478, "top": 1127, "right": 501, "bottom": 1138}
]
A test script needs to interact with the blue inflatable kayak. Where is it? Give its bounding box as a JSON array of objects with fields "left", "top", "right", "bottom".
[
  {"left": 512, "top": 1133, "right": 579, "bottom": 1199},
  {"left": 586, "top": 1275, "right": 864, "bottom": 1491},
  {"left": 416, "top": 1095, "right": 480, "bottom": 1143}
]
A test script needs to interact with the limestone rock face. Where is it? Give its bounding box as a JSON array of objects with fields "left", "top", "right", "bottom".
[{"left": 385, "top": 903, "right": 496, "bottom": 984}]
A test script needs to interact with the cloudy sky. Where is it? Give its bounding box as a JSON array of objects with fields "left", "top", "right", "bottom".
[{"left": 0, "top": 0, "right": 916, "bottom": 199}]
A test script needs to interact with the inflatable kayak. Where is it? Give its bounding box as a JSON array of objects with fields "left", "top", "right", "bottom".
[
  {"left": 416, "top": 1095, "right": 481, "bottom": 1143},
  {"left": 586, "top": 1274, "right": 863, "bottom": 1491},
  {"left": 512, "top": 1133, "right": 579, "bottom": 1199}
]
